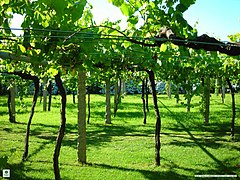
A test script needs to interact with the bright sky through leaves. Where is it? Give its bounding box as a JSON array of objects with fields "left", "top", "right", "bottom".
[
  {"left": 11, "top": 0, "right": 239, "bottom": 41},
  {"left": 89, "top": 0, "right": 240, "bottom": 41}
]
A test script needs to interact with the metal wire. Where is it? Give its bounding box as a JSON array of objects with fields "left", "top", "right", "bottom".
[
  {"left": 1, "top": 27, "right": 129, "bottom": 39},
  {"left": 1, "top": 35, "right": 129, "bottom": 41},
  {"left": 1, "top": 27, "right": 240, "bottom": 48}
]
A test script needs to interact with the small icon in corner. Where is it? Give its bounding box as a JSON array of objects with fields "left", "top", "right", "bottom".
[{"left": 3, "top": 169, "right": 10, "bottom": 178}]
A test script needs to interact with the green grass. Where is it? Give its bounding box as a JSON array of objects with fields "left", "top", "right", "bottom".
[{"left": 0, "top": 93, "right": 240, "bottom": 180}]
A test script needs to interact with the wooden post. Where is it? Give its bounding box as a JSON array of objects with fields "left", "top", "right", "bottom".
[
  {"left": 105, "top": 77, "right": 111, "bottom": 124},
  {"left": 77, "top": 67, "right": 87, "bottom": 164}
]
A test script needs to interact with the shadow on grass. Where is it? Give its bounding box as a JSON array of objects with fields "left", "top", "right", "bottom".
[
  {"left": 22, "top": 159, "right": 190, "bottom": 180},
  {"left": 166, "top": 138, "right": 240, "bottom": 152},
  {"left": 161, "top": 131, "right": 240, "bottom": 151},
  {"left": 27, "top": 140, "right": 54, "bottom": 160},
  {"left": 92, "top": 111, "right": 144, "bottom": 120},
  {"left": 160, "top": 103, "right": 239, "bottom": 136},
  {"left": 158, "top": 99, "right": 238, "bottom": 175},
  {"left": 0, "top": 111, "right": 9, "bottom": 116},
  {"left": 164, "top": 117, "right": 235, "bottom": 137},
  {"left": 15, "top": 121, "right": 154, "bottom": 155},
  {"left": 212, "top": 99, "right": 240, "bottom": 111},
  {"left": 60, "top": 123, "right": 154, "bottom": 149},
  {"left": 0, "top": 161, "right": 42, "bottom": 180},
  {"left": 93, "top": 162, "right": 189, "bottom": 180},
  {"left": 0, "top": 121, "right": 28, "bottom": 135},
  {"left": 87, "top": 124, "right": 153, "bottom": 144},
  {"left": 23, "top": 159, "right": 189, "bottom": 179}
]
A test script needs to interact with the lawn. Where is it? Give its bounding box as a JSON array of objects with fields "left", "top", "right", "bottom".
[{"left": 0, "top": 93, "right": 240, "bottom": 180}]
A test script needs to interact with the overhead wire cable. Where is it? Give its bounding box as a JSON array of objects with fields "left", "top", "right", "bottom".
[
  {"left": 1, "top": 27, "right": 240, "bottom": 48},
  {"left": 1, "top": 27, "right": 132, "bottom": 40},
  {"left": 3, "top": 34, "right": 238, "bottom": 48}
]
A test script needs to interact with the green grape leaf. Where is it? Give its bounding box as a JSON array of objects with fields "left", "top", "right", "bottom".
[
  {"left": 52, "top": 0, "right": 68, "bottom": 16},
  {"left": 160, "top": 44, "right": 168, "bottom": 52},
  {"left": 108, "top": 0, "right": 124, "bottom": 7},
  {"left": 180, "top": 0, "right": 196, "bottom": 8},
  {"left": 127, "top": 16, "right": 138, "bottom": 25},
  {"left": 18, "top": 44, "right": 26, "bottom": 53},
  {"left": 176, "top": 4, "right": 188, "bottom": 13},
  {"left": 71, "top": 0, "right": 87, "bottom": 22},
  {"left": 120, "top": 2, "right": 132, "bottom": 16}
]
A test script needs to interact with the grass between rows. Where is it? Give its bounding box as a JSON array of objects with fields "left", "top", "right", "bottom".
[{"left": 0, "top": 93, "right": 239, "bottom": 180}]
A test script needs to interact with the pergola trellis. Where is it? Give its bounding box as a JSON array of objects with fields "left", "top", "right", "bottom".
[{"left": 0, "top": 26, "right": 239, "bottom": 179}]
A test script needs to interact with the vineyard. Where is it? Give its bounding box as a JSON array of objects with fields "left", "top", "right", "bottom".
[{"left": 0, "top": 0, "right": 239, "bottom": 179}]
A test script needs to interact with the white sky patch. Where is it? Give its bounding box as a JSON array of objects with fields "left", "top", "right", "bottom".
[
  {"left": 88, "top": 0, "right": 128, "bottom": 29},
  {"left": 10, "top": 14, "right": 24, "bottom": 36}
]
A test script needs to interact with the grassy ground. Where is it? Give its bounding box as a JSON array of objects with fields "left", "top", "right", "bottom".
[{"left": 0, "top": 93, "right": 239, "bottom": 180}]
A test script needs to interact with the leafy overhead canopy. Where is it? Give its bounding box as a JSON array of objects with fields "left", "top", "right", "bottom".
[
  {"left": 24, "top": 0, "right": 87, "bottom": 29},
  {"left": 0, "top": 0, "right": 90, "bottom": 78},
  {"left": 107, "top": 0, "right": 197, "bottom": 41}
]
